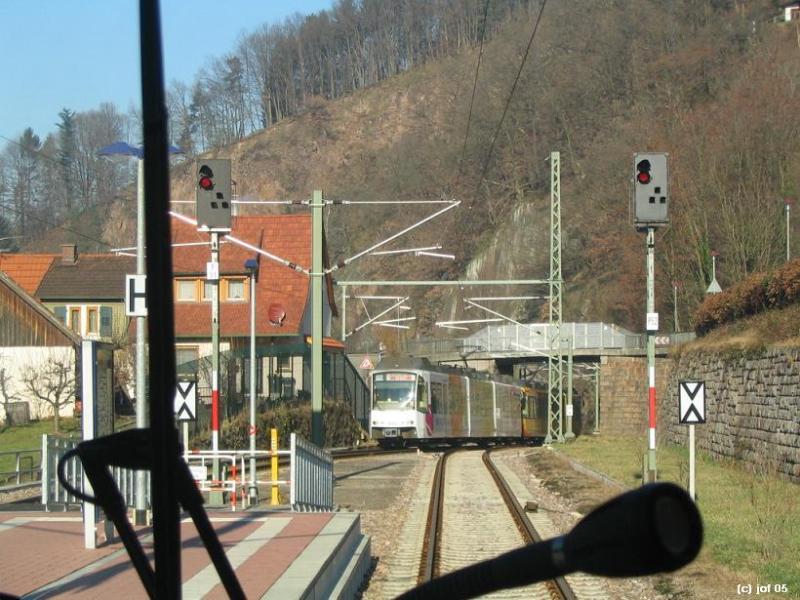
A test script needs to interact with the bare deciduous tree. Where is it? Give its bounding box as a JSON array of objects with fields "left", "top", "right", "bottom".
[
  {"left": 0, "top": 367, "right": 22, "bottom": 427},
  {"left": 22, "top": 355, "right": 76, "bottom": 433}
]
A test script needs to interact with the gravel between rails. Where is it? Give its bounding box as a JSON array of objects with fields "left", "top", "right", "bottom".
[{"left": 438, "top": 450, "right": 552, "bottom": 599}]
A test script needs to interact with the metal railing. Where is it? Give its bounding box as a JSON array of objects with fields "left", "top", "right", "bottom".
[
  {"left": 41, "top": 435, "right": 150, "bottom": 511},
  {"left": 40, "top": 432, "right": 333, "bottom": 512},
  {"left": 291, "top": 433, "right": 333, "bottom": 511},
  {"left": 0, "top": 448, "right": 41, "bottom": 489},
  {"left": 407, "top": 322, "right": 696, "bottom": 358}
]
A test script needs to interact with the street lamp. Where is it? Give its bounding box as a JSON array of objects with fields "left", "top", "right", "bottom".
[
  {"left": 706, "top": 251, "right": 722, "bottom": 295},
  {"left": 245, "top": 257, "right": 259, "bottom": 506},
  {"left": 672, "top": 280, "right": 682, "bottom": 333},
  {"left": 785, "top": 197, "right": 793, "bottom": 262},
  {"left": 97, "top": 141, "right": 182, "bottom": 525}
]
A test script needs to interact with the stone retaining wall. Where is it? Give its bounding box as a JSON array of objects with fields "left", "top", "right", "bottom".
[
  {"left": 660, "top": 348, "right": 800, "bottom": 483},
  {"left": 594, "top": 349, "right": 800, "bottom": 483}
]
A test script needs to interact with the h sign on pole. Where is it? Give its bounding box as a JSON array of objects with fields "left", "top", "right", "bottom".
[{"left": 125, "top": 274, "right": 148, "bottom": 317}]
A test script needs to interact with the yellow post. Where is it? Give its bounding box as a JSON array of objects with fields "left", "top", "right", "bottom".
[{"left": 271, "top": 428, "right": 279, "bottom": 506}]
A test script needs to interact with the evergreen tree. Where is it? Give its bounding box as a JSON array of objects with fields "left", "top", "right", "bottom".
[{"left": 56, "top": 108, "right": 77, "bottom": 213}]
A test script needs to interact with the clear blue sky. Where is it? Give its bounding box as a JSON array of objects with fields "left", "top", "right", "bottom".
[{"left": 0, "top": 1, "right": 333, "bottom": 143}]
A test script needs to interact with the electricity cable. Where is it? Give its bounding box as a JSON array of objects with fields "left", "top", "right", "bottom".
[{"left": 473, "top": 0, "right": 548, "bottom": 203}]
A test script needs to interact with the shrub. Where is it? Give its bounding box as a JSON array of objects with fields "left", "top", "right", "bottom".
[
  {"left": 190, "top": 396, "right": 361, "bottom": 450},
  {"left": 694, "top": 259, "right": 800, "bottom": 334}
]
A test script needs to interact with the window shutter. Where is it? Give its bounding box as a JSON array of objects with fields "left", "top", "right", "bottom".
[
  {"left": 100, "top": 306, "right": 113, "bottom": 338},
  {"left": 54, "top": 306, "right": 67, "bottom": 325}
]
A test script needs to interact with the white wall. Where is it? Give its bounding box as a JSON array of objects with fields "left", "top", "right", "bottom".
[{"left": 0, "top": 346, "right": 76, "bottom": 423}]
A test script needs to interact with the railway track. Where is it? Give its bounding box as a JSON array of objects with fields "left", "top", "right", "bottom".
[{"left": 396, "top": 448, "right": 609, "bottom": 600}]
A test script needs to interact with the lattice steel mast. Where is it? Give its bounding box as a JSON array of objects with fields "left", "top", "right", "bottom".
[{"left": 546, "top": 151, "right": 564, "bottom": 443}]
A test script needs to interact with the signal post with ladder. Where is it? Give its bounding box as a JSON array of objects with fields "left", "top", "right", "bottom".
[
  {"left": 633, "top": 152, "right": 668, "bottom": 482},
  {"left": 195, "top": 158, "right": 233, "bottom": 502}
]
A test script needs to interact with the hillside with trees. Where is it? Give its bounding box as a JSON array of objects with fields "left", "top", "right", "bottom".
[{"left": 2, "top": 0, "right": 799, "bottom": 344}]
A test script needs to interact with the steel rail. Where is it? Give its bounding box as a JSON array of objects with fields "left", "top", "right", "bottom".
[
  {"left": 419, "top": 451, "right": 447, "bottom": 583},
  {"left": 483, "top": 449, "right": 578, "bottom": 600}
]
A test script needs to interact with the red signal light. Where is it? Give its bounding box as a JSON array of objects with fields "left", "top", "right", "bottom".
[
  {"left": 198, "top": 165, "right": 215, "bottom": 191},
  {"left": 636, "top": 159, "right": 652, "bottom": 185}
]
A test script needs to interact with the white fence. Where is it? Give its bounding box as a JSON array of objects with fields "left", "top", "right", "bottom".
[
  {"left": 41, "top": 435, "right": 149, "bottom": 511},
  {"left": 41, "top": 432, "right": 333, "bottom": 512}
]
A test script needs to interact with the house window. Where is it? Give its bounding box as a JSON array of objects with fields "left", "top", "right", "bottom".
[
  {"left": 69, "top": 308, "right": 81, "bottom": 333},
  {"left": 87, "top": 307, "right": 99, "bottom": 334},
  {"left": 203, "top": 280, "right": 215, "bottom": 301},
  {"left": 176, "top": 279, "right": 197, "bottom": 301},
  {"left": 176, "top": 346, "right": 199, "bottom": 373},
  {"left": 227, "top": 278, "right": 246, "bottom": 301}
]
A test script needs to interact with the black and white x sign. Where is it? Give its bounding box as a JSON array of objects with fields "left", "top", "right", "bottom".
[
  {"left": 678, "top": 381, "right": 706, "bottom": 424},
  {"left": 173, "top": 380, "right": 197, "bottom": 422}
]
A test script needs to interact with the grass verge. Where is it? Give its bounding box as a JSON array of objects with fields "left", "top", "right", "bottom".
[
  {"left": 557, "top": 435, "right": 800, "bottom": 598},
  {"left": 0, "top": 418, "right": 79, "bottom": 475}
]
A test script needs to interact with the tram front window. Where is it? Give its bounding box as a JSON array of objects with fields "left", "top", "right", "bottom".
[{"left": 373, "top": 373, "right": 417, "bottom": 410}]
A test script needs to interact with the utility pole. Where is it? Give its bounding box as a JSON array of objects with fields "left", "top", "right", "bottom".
[
  {"left": 546, "top": 151, "right": 564, "bottom": 444},
  {"left": 245, "top": 258, "right": 258, "bottom": 505},
  {"left": 311, "top": 190, "right": 324, "bottom": 447},
  {"left": 210, "top": 232, "right": 221, "bottom": 495},
  {"left": 645, "top": 227, "right": 657, "bottom": 482},
  {"left": 134, "top": 158, "right": 148, "bottom": 525}
]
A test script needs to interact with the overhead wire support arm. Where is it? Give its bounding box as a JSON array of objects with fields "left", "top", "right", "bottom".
[
  {"left": 334, "top": 279, "right": 549, "bottom": 286},
  {"left": 346, "top": 297, "right": 409, "bottom": 338},
  {"left": 325, "top": 201, "right": 461, "bottom": 274},
  {"left": 169, "top": 211, "right": 310, "bottom": 275}
]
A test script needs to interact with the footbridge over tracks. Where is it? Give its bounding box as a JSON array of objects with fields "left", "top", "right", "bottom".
[{"left": 406, "top": 322, "right": 696, "bottom": 366}]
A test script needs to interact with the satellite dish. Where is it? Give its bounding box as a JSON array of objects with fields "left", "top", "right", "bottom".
[{"left": 268, "top": 303, "right": 286, "bottom": 326}]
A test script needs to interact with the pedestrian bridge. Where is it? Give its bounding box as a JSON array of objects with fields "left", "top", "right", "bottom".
[{"left": 406, "top": 322, "right": 695, "bottom": 362}]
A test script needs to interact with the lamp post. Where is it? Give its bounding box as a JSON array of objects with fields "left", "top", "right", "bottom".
[
  {"left": 785, "top": 198, "right": 793, "bottom": 262},
  {"left": 706, "top": 251, "right": 722, "bottom": 295},
  {"left": 245, "top": 258, "right": 258, "bottom": 506},
  {"left": 97, "top": 141, "right": 182, "bottom": 525}
]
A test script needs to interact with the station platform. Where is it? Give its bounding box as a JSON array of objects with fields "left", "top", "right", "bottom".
[{"left": 0, "top": 509, "right": 371, "bottom": 599}]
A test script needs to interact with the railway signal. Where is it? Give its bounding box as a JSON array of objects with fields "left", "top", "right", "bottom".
[
  {"left": 633, "top": 152, "right": 668, "bottom": 227},
  {"left": 195, "top": 158, "right": 232, "bottom": 231},
  {"left": 632, "top": 151, "right": 669, "bottom": 483}
]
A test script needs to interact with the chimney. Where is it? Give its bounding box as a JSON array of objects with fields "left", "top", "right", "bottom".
[{"left": 61, "top": 244, "right": 78, "bottom": 265}]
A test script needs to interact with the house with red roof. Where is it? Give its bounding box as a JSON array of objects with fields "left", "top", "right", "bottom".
[
  {"left": 36, "top": 245, "right": 135, "bottom": 342},
  {"left": 0, "top": 253, "right": 57, "bottom": 296},
  {"left": 1, "top": 214, "right": 368, "bottom": 426},
  {"left": 168, "top": 212, "right": 341, "bottom": 404}
]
